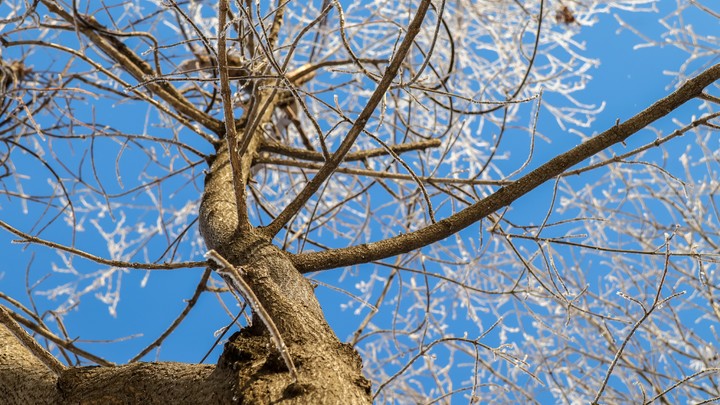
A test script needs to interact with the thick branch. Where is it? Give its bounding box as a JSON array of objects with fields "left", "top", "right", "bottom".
[
  {"left": 0, "top": 306, "right": 64, "bottom": 375},
  {"left": 291, "top": 63, "right": 720, "bottom": 272},
  {"left": 262, "top": 0, "right": 432, "bottom": 237},
  {"left": 58, "top": 363, "right": 234, "bottom": 403},
  {"left": 218, "top": 0, "right": 250, "bottom": 230},
  {"left": 4, "top": 307, "right": 113, "bottom": 366}
]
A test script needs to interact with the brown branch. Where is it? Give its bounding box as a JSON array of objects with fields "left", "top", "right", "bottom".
[
  {"left": 700, "top": 92, "right": 720, "bottom": 105},
  {"left": 284, "top": 58, "right": 390, "bottom": 83},
  {"left": 3, "top": 39, "right": 217, "bottom": 143},
  {"left": 499, "top": 232, "right": 720, "bottom": 259},
  {"left": 218, "top": 0, "right": 250, "bottom": 231},
  {"left": 40, "top": 0, "right": 224, "bottom": 135},
  {"left": 291, "top": 63, "right": 720, "bottom": 273},
  {"left": 266, "top": 1, "right": 286, "bottom": 51},
  {"left": 260, "top": 138, "right": 442, "bottom": 162},
  {"left": 0, "top": 220, "right": 206, "bottom": 270},
  {"left": 262, "top": 0, "right": 433, "bottom": 237},
  {"left": 205, "top": 250, "right": 298, "bottom": 382},
  {"left": 5, "top": 309, "right": 113, "bottom": 366},
  {"left": 255, "top": 156, "right": 512, "bottom": 185}
]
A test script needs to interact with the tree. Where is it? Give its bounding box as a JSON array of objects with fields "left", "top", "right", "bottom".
[{"left": 1, "top": 0, "right": 719, "bottom": 403}]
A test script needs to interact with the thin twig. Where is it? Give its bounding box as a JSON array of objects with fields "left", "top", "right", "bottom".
[
  {"left": 129, "top": 268, "right": 213, "bottom": 362},
  {"left": 0, "top": 220, "right": 206, "bottom": 270},
  {"left": 591, "top": 234, "right": 681, "bottom": 404}
]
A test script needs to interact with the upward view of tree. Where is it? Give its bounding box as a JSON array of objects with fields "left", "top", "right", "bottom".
[{"left": 1, "top": 0, "right": 719, "bottom": 403}]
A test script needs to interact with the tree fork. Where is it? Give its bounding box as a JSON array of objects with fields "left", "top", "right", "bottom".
[{"left": 199, "top": 125, "right": 371, "bottom": 404}]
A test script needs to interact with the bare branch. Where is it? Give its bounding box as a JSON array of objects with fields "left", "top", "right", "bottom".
[
  {"left": 260, "top": 138, "right": 442, "bottom": 162},
  {"left": 5, "top": 308, "right": 113, "bottom": 366},
  {"left": 129, "top": 268, "right": 213, "bottom": 362},
  {"left": 0, "top": 220, "right": 206, "bottom": 270},
  {"left": 263, "top": 0, "right": 433, "bottom": 237},
  {"left": 292, "top": 63, "right": 720, "bottom": 273},
  {"left": 218, "top": 0, "right": 250, "bottom": 231},
  {"left": 39, "top": 0, "right": 224, "bottom": 135},
  {"left": 205, "top": 249, "right": 298, "bottom": 382}
]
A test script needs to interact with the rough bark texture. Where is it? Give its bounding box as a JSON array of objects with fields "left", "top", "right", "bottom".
[
  {"left": 58, "top": 363, "right": 235, "bottom": 404},
  {"left": 199, "top": 141, "right": 372, "bottom": 404},
  {"left": 0, "top": 323, "right": 60, "bottom": 404},
  {"left": 0, "top": 320, "right": 237, "bottom": 404}
]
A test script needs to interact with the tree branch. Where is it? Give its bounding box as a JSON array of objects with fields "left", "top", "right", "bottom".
[
  {"left": 291, "top": 63, "right": 720, "bottom": 272},
  {"left": 262, "top": 0, "right": 432, "bottom": 237},
  {"left": 218, "top": 0, "right": 250, "bottom": 231},
  {"left": 0, "top": 220, "right": 206, "bottom": 270},
  {"left": 0, "top": 305, "right": 65, "bottom": 375},
  {"left": 40, "top": 0, "right": 224, "bottom": 135},
  {"left": 4, "top": 308, "right": 113, "bottom": 366},
  {"left": 129, "top": 268, "right": 213, "bottom": 362},
  {"left": 205, "top": 249, "right": 297, "bottom": 382},
  {"left": 255, "top": 156, "right": 511, "bottom": 186},
  {"left": 260, "top": 138, "right": 442, "bottom": 162}
]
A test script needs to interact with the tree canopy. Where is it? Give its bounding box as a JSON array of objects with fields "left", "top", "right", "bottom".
[{"left": 1, "top": 0, "right": 720, "bottom": 403}]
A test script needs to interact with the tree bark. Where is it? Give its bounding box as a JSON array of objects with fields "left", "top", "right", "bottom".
[
  {"left": 0, "top": 321, "right": 59, "bottom": 404},
  {"left": 199, "top": 142, "right": 372, "bottom": 404},
  {"left": 0, "top": 319, "right": 236, "bottom": 404},
  {"left": 0, "top": 143, "right": 371, "bottom": 405}
]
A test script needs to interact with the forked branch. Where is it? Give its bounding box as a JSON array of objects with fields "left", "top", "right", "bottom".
[
  {"left": 291, "top": 63, "right": 720, "bottom": 272},
  {"left": 39, "top": 0, "right": 224, "bottom": 135},
  {"left": 262, "top": 0, "right": 433, "bottom": 237}
]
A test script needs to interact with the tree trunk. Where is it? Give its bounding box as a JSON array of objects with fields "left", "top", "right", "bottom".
[
  {"left": 0, "top": 143, "right": 371, "bottom": 404},
  {"left": 199, "top": 142, "right": 372, "bottom": 404}
]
